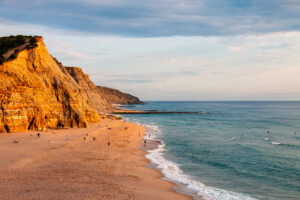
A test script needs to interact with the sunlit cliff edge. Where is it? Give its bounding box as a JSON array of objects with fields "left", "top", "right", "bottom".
[{"left": 0, "top": 36, "right": 142, "bottom": 133}]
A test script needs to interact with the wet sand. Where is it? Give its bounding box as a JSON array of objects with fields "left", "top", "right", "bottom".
[{"left": 0, "top": 117, "right": 192, "bottom": 200}]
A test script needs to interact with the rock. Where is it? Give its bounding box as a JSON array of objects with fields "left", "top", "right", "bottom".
[
  {"left": 113, "top": 116, "right": 122, "bottom": 120},
  {"left": 97, "top": 86, "right": 144, "bottom": 105},
  {"left": 0, "top": 36, "right": 102, "bottom": 132},
  {"left": 65, "top": 67, "right": 113, "bottom": 113},
  {"left": 0, "top": 35, "right": 143, "bottom": 133}
]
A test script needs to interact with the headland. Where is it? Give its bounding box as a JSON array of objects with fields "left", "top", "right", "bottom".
[{"left": 0, "top": 35, "right": 193, "bottom": 200}]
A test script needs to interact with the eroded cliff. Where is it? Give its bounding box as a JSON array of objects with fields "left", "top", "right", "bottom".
[
  {"left": 0, "top": 37, "right": 105, "bottom": 132},
  {"left": 97, "top": 86, "right": 144, "bottom": 105},
  {"left": 65, "top": 67, "right": 113, "bottom": 113}
]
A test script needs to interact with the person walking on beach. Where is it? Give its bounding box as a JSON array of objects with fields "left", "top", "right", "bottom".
[{"left": 144, "top": 139, "right": 147, "bottom": 147}]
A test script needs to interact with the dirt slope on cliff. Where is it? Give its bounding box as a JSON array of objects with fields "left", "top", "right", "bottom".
[
  {"left": 97, "top": 86, "right": 144, "bottom": 105},
  {"left": 0, "top": 37, "right": 105, "bottom": 133}
]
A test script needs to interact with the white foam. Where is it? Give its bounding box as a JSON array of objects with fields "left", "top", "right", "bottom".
[
  {"left": 143, "top": 123, "right": 257, "bottom": 200},
  {"left": 271, "top": 141, "right": 281, "bottom": 145},
  {"left": 123, "top": 118, "right": 257, "bottom": 200}
]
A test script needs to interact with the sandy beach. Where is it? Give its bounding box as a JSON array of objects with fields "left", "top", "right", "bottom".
[{"left": 0, "top": 116, "right": 192, "bottom": 200}]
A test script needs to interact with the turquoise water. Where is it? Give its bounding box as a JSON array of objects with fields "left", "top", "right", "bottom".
[{"left": 122, "top": 101, "right": 300, "bottom": 200}]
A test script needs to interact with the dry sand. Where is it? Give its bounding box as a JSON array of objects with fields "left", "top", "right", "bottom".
[{"left": 0, "top": 117, "right": 192, "bottom": 200}]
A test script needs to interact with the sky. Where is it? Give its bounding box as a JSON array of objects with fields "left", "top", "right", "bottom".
[{"left": 0, "top": 0, "right": 300, "bottom": 100}]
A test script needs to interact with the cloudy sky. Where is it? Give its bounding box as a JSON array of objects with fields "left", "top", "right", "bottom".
[{"left": 1, "top": 0, "right": 300, "bottom": 100}]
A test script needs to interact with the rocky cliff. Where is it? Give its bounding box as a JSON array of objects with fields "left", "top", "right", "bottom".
[
  {"left": 97, "top": 86, "right": 144, "bottom": 105},
  {"left": 65, "top": 67, "right": 113, "bottom": 112},
  {"left": 0, "top": 36, "right": 111, "bottom": 133}
]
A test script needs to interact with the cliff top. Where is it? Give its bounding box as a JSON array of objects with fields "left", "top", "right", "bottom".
[{"left": 0, "top": 35, "right": 41, "bottom": 65}]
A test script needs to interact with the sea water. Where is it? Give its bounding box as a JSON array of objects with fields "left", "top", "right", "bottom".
[{"left": 121, "top": 101, "right": 300, "bottom": 200}]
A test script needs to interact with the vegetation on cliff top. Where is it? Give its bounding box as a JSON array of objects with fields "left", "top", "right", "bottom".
[{"left": 0, "top": 35, "right": 39, "bottom": 65}]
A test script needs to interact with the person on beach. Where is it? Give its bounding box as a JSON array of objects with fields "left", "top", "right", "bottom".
[{"left": 144, "top": 139, "right": 147, "bottom": 147}]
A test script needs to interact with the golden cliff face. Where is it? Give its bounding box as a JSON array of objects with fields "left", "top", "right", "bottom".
[
  {"left": 65, "top": 67, "right": 113, "bottom": 113},
  {"left": 0, "top": 37, "right": 106, "bottom": 133}
]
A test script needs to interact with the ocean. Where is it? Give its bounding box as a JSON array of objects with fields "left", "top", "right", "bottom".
[{"left": 121, "top": 101, "right": 300, "bottom": 200}]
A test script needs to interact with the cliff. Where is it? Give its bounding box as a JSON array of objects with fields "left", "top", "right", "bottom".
[
  {"left": 65, "top": 67, "right": 113, "bottom": 112},
  {"left": 97, "top": 86, "right": 144, "bottom": 105},
  {"left": 0, "top": 36, "right": 110, "bottom": 133}
]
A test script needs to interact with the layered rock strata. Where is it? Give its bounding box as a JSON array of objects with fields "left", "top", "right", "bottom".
[
  {"left": 65, "top": 67, "right": 113, "bottom": 113},
  {"left": 0, "top": 37, "right": 106, "bottom": 132}
]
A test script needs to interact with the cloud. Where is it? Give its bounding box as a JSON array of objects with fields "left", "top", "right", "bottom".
[
  {"left": 0, "top": 0, "right": 300, "bottom": 36},
  {"left": 90, "top": 69, "right": 201, "bottom": 85},
  {"left": 104, "top": 79, "right": 152, "bottom": 83},
  {"left": 222, "top": 31, "right": 300, "bottom": 63},
  {"left": 135, "top": 54, "right": 205, "bottom": 65},
  {"left": 1, "top": 16, "right": 300, "bottom": 100}
]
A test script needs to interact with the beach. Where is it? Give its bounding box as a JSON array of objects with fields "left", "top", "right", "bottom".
[{"left": 0, "top": 116, "right": 192, "bottom": 200}]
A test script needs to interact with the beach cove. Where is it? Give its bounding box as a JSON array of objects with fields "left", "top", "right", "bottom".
[{"left": 0, "top": 116, "right": 193, "bottom": 200}]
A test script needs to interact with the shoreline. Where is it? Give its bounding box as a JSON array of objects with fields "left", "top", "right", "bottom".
[
  {"left": 0, "top": 117, "right": 193, "bottom": 200},
  {"left": 143, "top": 139, "right": 203, "bottom": 200}
]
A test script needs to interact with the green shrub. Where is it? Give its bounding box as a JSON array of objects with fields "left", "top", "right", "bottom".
[
  {"left": 0, "top": 56, "right": 4, "bottom": 65},
  {"left": 0, "top": 35, "right": 39, "bottom": 64}
]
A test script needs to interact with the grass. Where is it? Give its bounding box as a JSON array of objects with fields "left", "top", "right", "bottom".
[{"left": 0, "top": 35, "right": 39, "bottom": 65}]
